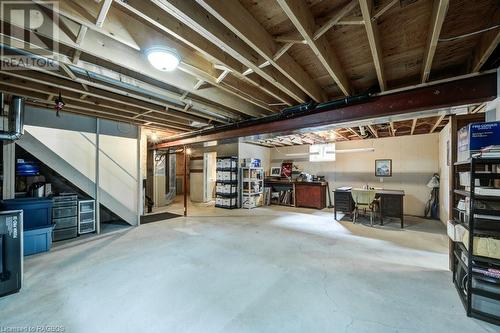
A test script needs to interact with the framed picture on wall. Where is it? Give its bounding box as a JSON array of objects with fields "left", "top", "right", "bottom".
[
  {"left": 270, "top": 167, "right": 281, "bottom": 177},
  {"left": 281, "top": 162, "right": 293, "bottom": 178},
  {"left": 375, "top": 159, "right": 392, "bottom": 177}
]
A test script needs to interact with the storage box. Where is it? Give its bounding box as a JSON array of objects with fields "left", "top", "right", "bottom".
[
  {"left": 447, "top": 220, "right": 458, "bottom": 241},
  {"left": 24, "top": 225, "right": 53, "bottom": 256},
  {"left": 1, "top": 198, "right": 53, "bottom": 231},
  {"left": 458, "top": 121, "right": 500, "bottom": 162}
]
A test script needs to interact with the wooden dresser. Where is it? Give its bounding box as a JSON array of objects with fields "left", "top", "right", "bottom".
[{"left": 294, "top": 182, "right": 327, "bottom": 209}]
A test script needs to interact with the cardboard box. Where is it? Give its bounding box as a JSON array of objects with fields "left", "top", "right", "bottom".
[{"left": 457, "top": 121, "right": 500, "bottom": 162}]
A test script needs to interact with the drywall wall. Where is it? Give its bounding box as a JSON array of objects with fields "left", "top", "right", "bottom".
[
  {"left": 270, "top": 134, "right": 440, "bottom": 216},
  {"left": 238, "top": 142, "right": 271, "bottom": 174},
  {"left": 439, "top": 122, "right": 452, "bottom": 225}
]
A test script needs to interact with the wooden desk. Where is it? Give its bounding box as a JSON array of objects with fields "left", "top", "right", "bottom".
[
  {"left": 334, "top": 188, "right": 405, "bottom": 228},
  {"left": 264, "top": 180, "right": 327, "bottom": 209}
]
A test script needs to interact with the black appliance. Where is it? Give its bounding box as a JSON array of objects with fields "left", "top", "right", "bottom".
[{"left": 0, "top": 210, "right": 23, "bottom": 298}]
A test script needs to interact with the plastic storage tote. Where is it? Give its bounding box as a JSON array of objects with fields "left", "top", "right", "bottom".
[
  {"left": 1, "top": 198, "right": 53, "bottom": 231},
  {"left": 23, "top": 225, "right": 53, "bottom": 256}
]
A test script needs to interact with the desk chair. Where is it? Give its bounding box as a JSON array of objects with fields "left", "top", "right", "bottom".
[{"left": 351, "top": 189, "right": 377, "bottom": 226}]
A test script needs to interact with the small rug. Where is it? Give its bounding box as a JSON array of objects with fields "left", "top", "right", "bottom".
[{"left": 140, "top": 212, "right": 182, "bottom": 224}]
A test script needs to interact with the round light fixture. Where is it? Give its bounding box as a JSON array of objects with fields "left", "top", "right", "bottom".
[{"left": 146, "top": 47, "right": 180, "bottom": 72}]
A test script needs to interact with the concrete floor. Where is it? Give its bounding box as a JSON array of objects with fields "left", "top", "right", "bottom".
[{"left": 1, "top": 206, "right": 498, "bottom": 333}]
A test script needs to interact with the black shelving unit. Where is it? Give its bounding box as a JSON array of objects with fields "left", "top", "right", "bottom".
[
  {"left": 215, "top": 156, "right": 238, "bottom": 209},
  {"left": 452, "top": 157, "right": 500, "bottom": 326}
]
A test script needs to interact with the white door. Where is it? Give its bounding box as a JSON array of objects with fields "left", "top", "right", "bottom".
[{"left": 203, "top": 152, "right": 217, "bottom": 202}]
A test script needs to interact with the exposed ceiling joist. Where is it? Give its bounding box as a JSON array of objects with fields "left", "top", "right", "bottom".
[
  {"left": 367, "top": 124, "right": 378, "bottom": 138},
  {"left": 372, "top": 0, "right": 399, "bottom": 21},
  {"left": 347, "top": 127, "right": 363, "bottom": 139},
  {"left": 152, "top": 0, "right": 310, "bottom": 104},
  {"left": 359, "top": 0, "right": 386, "bottom": 91},
  {"left": 75, "top": 25, "right": 88, "bottom": 45},
  {"left": 96, "top": 0, "right": 113, "bottom": 28},
  {"left": 2, "top": 16, "right": 265, "bottom": 119},
  {"left": 153, "top": 72, "right": 496, "bottom": 148},
  {"left": 115, "top": 0, "right": 294, "bottom": 106},
  {"left": 277, "top": 0, "right": 351, "bottom": 96},
  {"left": 192, "top": 0, "right": 327, "bottom": 103},
  {"left": 411, "top": 118, "right": 417, "bottom": 135},
  {"left": 313, "top": 0, "right": 358, "bottom": 40},
  {"left": 471, "top": 15, "right": 500, "bottom": 72},
  {"left": 421, "top": 0, "right": 449, "bottom": 83},
  {"left": 430, "top": 114, "right": 446, "bottom": 133}
]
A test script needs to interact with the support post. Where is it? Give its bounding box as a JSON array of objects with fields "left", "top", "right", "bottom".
[
  {"left": 137, "top": 126, "right": 142, "bottom": 225},
  {"left": 183, "top": 146, "right": 188, "bottom": 217},
  {"left": 2, "top": 142, "right": 15, "bottom": 200},
  {"left": 95, "top": 118, "right": 101, "bottom": 234}
]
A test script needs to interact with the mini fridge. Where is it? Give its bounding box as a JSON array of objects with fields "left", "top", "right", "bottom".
[{"left": 0, "top": 210, "right": 23, "bottom": 297}]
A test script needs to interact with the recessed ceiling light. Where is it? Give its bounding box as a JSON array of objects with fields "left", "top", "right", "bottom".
[{"left": 146, "top": 47, "right": 180, "bottom": 72}]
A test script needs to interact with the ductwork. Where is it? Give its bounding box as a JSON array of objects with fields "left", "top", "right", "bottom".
[{"left": 0, "top": 95, "right": 25, "bottom": 141}]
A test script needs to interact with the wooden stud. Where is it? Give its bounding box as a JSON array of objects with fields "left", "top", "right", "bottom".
[
  {"left": 390, "top": 122, "right": 395, "bottom": 136},
  {"left": 277, "top": 0, "right": 351, "bottom": 96},
  {"left": 421, "top": 0, "right": 449, "bottom": 83},
  {"left": 359, "top": 0, "right": 386, "bottom": 91}
]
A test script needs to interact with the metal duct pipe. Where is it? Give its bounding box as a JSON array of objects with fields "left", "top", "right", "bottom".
[{"left": 0, "top": 96, "right": 25, "bottom": 141}]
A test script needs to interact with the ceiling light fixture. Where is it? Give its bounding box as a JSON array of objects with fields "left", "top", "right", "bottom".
[{"left": 146, "top": 47, "right": 180, "bottom": 72}]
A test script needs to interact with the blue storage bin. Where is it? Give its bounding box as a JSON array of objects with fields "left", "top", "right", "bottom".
[
  {"left": 24, "top": 225, "right": 53, "bottom": 256},
  {"left": 1, "top": 198, "right": 53, "bottom": 231}
]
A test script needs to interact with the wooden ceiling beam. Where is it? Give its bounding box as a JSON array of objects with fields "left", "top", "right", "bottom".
[
  {"left": 2, "top": 17, "right": 262, "bottom": 120},
  {"left": 359, "top": 0, "right": 386, "bottom": 91},
  {"left": 314, "top": 0, "right": 358, "bottom": 40},
  {"left": 277, "top": 0, "right": 351, "bottom": 96},
  {"left": 411, "top": 118, "right": 417, "bottom": 135},
  {"left": 334, "top": 130, "right": 350, "bottom": 141},
  {"left": 193, "top": 0, "right": 326, "bottom": 102},
  {"left": 471, "top": 8, "right": 500, "bottom": 73},
  {"left": 116, "top": 0, "right": 294, "bottom": 106},
  {"left": 96, "top": 0, "right": 113, "bottom": 28},
  {"left": 430, "top": 114, "right": 446, "bottom": 133},
  {"left": 0, "top": 83, "right": 191, "bottom": 132},
  {"left": 347, "top": 127, "right": 363, "bottom": 139},
  {"left": 154, "top": 72, "right": 497, "bottom": 148},
  {"left": 367, "top": 124, "right": 378, "bottom": 138},
  {"left": 152, "top": 0, "right": 310, "bottom": 104},
  {"left": 421, "top": 0, "right": 449, "bottom": 83},
  {"left": 0, "top": 75, "right": 206, "bottom": 128},
  {"left": 372, "top": 0, "right": 399, "bottom": 21}
]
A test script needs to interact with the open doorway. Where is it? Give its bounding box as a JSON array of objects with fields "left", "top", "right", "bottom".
[{"left": 203, "top": 152, "right": 217, "bottom": 203}]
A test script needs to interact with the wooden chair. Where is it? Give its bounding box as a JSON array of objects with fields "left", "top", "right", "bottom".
[{"left": 351, "top": 189, "right": 377, "bottom": 226}]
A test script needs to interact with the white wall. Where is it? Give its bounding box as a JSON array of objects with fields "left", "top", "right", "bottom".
[
  {"left": 269, "top": 134, "right": 440, "bottom": 216},
  {"left": 238, "top": 142, "right": 271, "bottom": 173},
  {"left": 438, "top": 123, "right": 451, "bottom": 225},
  {"left": 25, "top": 125, "right": 96, "bottom": 181},
  {"left": 99, "top": 134, "right": 139, "bottom": 214}
]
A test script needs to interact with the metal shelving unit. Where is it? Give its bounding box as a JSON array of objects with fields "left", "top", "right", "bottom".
[
  {"left": 452, "top": 157, "right": 500, "bottom": 326},
  {"left": 240, "top": 167, "right": 264, "bottom": 209},
  {"left": 215, "top": 156, "right": 238, "bottom": 209}
]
